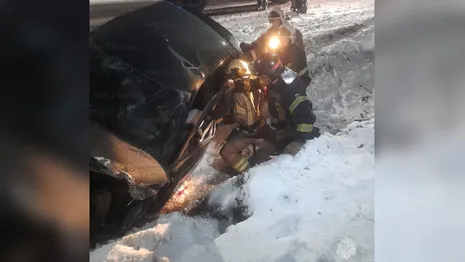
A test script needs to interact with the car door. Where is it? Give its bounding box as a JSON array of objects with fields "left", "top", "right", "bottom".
[{"left": 169, "top": 84, "right": 228, "bottom": 181}]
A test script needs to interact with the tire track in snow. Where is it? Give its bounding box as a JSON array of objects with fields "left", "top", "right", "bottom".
[
  {"left": 295, "top": 8, "right": 374, "bottom": 134},
  {"left": 306, "top": 17, "right": 374, "bottom": 55},
  {"left": 308, "top": 27, "right": 374, "bottom": 134}
]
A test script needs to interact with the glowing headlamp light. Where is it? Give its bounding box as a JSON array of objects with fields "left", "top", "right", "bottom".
[{"left": 268, "top": 36, "right": 281, "bottom": 49}]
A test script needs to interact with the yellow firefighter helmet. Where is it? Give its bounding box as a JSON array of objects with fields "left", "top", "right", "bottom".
[{"left": 224, "top": 59, "right": 251, "bottom": 77}]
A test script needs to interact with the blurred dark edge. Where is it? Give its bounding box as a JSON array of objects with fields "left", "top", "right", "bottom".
[{"left": 0, "top": 0, "right": 89, "bottom": 260}]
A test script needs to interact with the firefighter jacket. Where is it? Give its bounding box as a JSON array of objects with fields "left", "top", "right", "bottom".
[
  {"left": 277, "top": 41, "right": 311, "bottom": 87},
  {"left": 266, "top": 68, "right": 316, "bottom": 143},
  {"left": 226, "top": 76, "right": 264, "bottom": 133},
  {"left": 241, "top": 25, "right": 305, "bottom": 59},
  {"left": 294, "top": 29, "right": 305, "bottom": 51},
  {"left": 240, "top": 27, "right": 279, "bottom": 62}
]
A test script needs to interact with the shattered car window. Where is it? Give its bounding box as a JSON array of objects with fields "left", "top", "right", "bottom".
[
  {"left": 90, "top": 54, "right": 190, "bottom": 165},
  {"left": 91, "top": 1, "right": 237, "bottom": 89}
]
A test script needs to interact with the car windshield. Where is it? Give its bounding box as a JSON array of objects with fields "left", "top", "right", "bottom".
[
  {"left": 90, "top": 51, "right": 191, "bottom": 165},
  {"left": 91, "top": 0, "right": 237, "bottom": 78},
  {"left": 90, "top": 1, "right": 240, "bottom": 165}
]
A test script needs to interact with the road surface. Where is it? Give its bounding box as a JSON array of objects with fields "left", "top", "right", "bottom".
[{"left": 89, "top": 0, "right": 259, "bottom": 31}]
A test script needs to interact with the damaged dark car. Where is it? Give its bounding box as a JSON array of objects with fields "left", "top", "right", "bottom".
[{"left": 90, "top": 0, "right": 242, "bottom": 247}]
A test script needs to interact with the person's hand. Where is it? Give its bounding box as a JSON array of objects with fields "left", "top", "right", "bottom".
[
  {"left": 266, "top": 117, "right": 279, "bottom": 129},
  {"left": 218, "top": 114, "right": 234, "bottom": 125},
  {"left": 226, "top": 79, "right": 235, "bottom": 88},
  {"left": 283, "top": 141, "right": 304, "bottom": 156},
  {"left": 240, "top": 42, "right": 251, "bottom": 52},
  {"left": 222, "top": 79, "right": 233, "bottom": 88}
]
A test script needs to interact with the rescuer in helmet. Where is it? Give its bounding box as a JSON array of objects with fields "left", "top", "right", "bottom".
[
  {"left": 217, "top": 59, "right": 276, "bottom": 175},
  {"left": 239, "top": 7, "right": 310, "bottom": 86},
  {"left": 273, "top": 25, "right": 311, "bottom": 87},
  {"left": 290, "top": 0, "right": 308, "bottom": 14},
  {"left": 239, "top": 7, "right": 304, "bottom": 60},
  {"left": 250, "top": 52, "right": 320, "bottom": 156}
]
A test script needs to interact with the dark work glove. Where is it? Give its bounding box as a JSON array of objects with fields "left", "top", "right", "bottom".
[
  {"left": 240, "top": 42, "right": 251, "bottom": 52},
  {"left": 221, "top": 114, "right": 235, "bottom": 125}
]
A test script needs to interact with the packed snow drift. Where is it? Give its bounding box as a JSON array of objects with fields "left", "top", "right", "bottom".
[
  {"left": 91, "top": 119, "right": 374, "bottom": 262},
  {"left": 91, "top": 0, "right": 374, "bottom": 261}
]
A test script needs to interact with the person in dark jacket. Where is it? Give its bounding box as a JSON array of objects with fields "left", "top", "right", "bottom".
[
  {"left": 240, "top": 7, "right": 305, "bottom": 62},
  {"left": 240, "top": 7, "right": 311, "bottom": 87},
  {"left": 250, "top": 52, "right": 320, "bottom": 156},
  {"left": 275, "top": 25, "right": 311, "bottom": 87},
  {"left": 257, "top": 0, "right": 267, "bottom": 10},
  {"left": 218, "top": 59, "right": 276, "bottom": 175},
  {"left": 290, "top": 0, "right": 308, "bottom": 14}
]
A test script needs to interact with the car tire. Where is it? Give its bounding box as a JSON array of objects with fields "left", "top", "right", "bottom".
[
  {"left": 181, "top": 0, "right": 209, "bottom": 11},
  {"left": 197, "top": 0, "right": 209, "bottom": 11}
]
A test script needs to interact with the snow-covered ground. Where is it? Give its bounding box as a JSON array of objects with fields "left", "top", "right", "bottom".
[
  {"left": 91, "top": 0, "right": 374, "bottom": 261},
  {"left": 92, "top": 119, "right": 374, "bottom": 262}
]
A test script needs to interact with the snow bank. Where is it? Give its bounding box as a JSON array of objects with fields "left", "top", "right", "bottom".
[
  {"left": 90, "top": 213, "right": 222, "bottom": 262},
  {"left": 212, "top": 119, "right": 374, "bottom": 262},
  {"left": 91, "top": 119, "right": 374, "bottom": 262}
]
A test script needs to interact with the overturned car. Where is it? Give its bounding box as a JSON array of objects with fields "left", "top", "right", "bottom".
[{"left": 90, "top": 0, "right": 242, "bottom": 247}]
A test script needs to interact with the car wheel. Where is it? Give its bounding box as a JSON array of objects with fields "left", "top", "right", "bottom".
[{"left": 182, "top": 0, "right": 209, "bottom": 11}]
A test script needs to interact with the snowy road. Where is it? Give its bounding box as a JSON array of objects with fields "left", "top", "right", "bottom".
[{"left": 91, "top": 0, "right": 374, "bottom": 261}]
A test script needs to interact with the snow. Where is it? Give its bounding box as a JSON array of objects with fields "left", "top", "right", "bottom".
[
  {"left": 210, "top": 120, "right": 374, "bottom": 262},
  {"left": 90, "top": 214, "right": 223, "bottom": 262},
  {"left": 91, "top": 119, "right": 374, "bottom": 262},
  {"left": 91, "top": 0, "right": 374, "bottom": 261}
]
